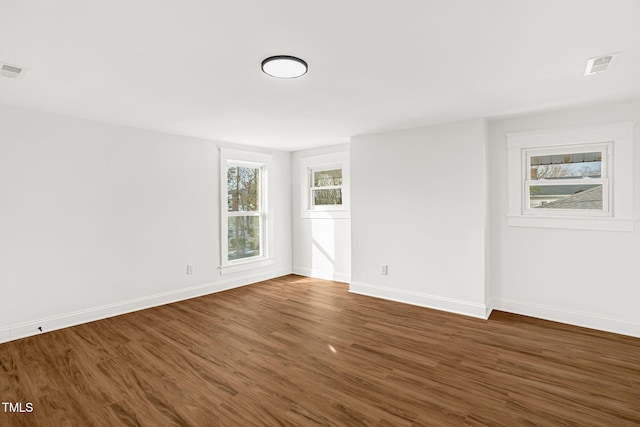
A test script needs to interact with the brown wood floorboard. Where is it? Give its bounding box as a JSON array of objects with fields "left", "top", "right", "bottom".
[{"left": 1, "top": 274, "right": 639, "bottom": 426}]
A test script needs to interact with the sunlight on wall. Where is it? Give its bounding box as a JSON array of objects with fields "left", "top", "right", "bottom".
[{"left": 311, "top": 220, "right": 336, "bottom": 275}]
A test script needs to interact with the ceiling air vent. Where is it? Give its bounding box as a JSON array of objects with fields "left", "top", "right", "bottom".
[
  {"left": 0, "top": 62, "right": 27, "bottom": 79},
  {"left": 584, "top": 54, "right": 616, "bottom": 76}
]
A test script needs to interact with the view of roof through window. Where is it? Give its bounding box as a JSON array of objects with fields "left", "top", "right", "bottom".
[{"left": 529, "top": 151, "right": 604, "bottom": 210}]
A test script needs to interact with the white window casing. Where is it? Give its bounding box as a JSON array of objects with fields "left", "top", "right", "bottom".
[
  {"left": 507, "top": 122, "right": 635, "bottom": 231},
  {"left": 300, "top": 151, "right": 350, "bottom": 219},
  {"left": 219, "top": 148, "right": 274, "bottom": 274}
]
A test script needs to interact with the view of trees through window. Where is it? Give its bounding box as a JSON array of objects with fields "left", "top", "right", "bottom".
[
  {"left": 227, "top": 166, "right": 260, "bottom": 260},
  {"left": 312, "top": 168, "right": 342, "bottom": 206},
  {"left": 530, "top": 152, "right": 602, "bottom": 180}
]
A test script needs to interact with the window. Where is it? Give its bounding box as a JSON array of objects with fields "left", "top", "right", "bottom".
[
  {"left": 227, "top": 164, "right": 262, "bottom": 260},
  {"left": 507, "top": 122, "right": 634, "bottom": 231},
  {"left": 524, "top": 144, "right": 610, "bottom": 215},
  {"left": 220, "top": 148, "right": 273, "bottom": 274},
  {"left": 310, "top": 167, "right": 343, "bottom": 207},
  {"left": 300, "top": 151, "right": 350, "bottom": 219}
]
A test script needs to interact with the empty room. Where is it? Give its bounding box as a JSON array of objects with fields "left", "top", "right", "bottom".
[{"left": 1, "top": 1, "right": 639, "bottom": 426}]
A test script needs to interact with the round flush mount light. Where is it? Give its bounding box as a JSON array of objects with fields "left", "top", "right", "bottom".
[{"left": 261, "top": 55, "right": 308, "bottom": 79}]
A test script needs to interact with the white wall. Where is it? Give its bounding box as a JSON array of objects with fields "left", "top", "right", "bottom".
[
  {"left": 0, "top": 104, "right": 292, "bottom": 343},
  {"left": 4, "top": 98, "right": 638, "bottom": 343},
  {"left": 291, "top": 144, "right": 351, "bottom": 282},
  {"left": 489, "top": 99, "right": 640, "bottom": 337},
  {"left": 350, "top": 119, "right": 490, "bottom": 318}
]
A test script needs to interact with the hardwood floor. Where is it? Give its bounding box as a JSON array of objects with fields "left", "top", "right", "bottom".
[{"left": 1, "top": 275, "right": 639, "bottom": 426}]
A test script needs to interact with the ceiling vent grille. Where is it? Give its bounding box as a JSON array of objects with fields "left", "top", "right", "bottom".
[
  {"left": 0, "top": 62, "right": 27, "bottom": 79},
  {"left": 584, "top": 54, "right": 616, "bottom": 76}
]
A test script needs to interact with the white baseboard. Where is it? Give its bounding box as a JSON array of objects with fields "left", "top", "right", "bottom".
[
  {"left": 0, "top": 267, "right": 291, "bottom": 345},
  {"left": 292, "top": 265, "right": 350, "bottom": 283},
  {"left": 492, "top": 298, "right": 640, "bottom": 338},
  {"left": 349, "top": 281, "right": 489, "bottom": 319}
]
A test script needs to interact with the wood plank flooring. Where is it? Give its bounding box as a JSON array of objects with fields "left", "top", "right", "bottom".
[{"left": 1, "top": 274, "right": 639, "bottom": 426}]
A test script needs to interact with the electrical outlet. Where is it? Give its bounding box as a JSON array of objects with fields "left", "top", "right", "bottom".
[
  {"left": 381, "top": 264, "right": 388, "bottom": 275},
  {"left": 186, "top": 264, "right": 194, "bottom": 275}
]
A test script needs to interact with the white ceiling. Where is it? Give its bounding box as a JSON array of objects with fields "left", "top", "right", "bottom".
[{"left": 1, "top": 0, "right": 639, "bottom": 151}]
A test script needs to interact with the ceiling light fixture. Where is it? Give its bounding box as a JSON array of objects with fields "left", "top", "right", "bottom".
[{"left": 261, "top": 55, "right": 308, "bottom": 79}]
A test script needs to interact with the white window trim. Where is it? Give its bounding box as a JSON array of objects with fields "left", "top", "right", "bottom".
[
  {"left": 309, "top": 164, "right": 344, "bottom": 211},
  {"left": 300, "top": 151, "right": 350, "bottom": 219},
  {"left": 507, "top": 122, "right": 635, "bottom": 231},
  {"left": 219, "top": 148, "right": 274, "bottom": 274}
]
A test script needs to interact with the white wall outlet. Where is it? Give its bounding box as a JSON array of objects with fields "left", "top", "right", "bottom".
[
  {"left": 186, "top": 264, "right": 194, "bottom": 275},
  {"left": 381, "top": 264, "right": 388, "bottom": 275}
]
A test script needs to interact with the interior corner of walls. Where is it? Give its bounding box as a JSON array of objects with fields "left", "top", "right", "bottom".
[
  {"left": 492, "top": 298, "right": 640, "bottom": 339},
  {"left": 349, "top": 281, "right": 488, "bottom": 319},
  {"left": 292, "top": 143, "right": 350, "bottom": 160},
  {"left": 292, "top": 266, "right": 350, "bottom": 283},
  {"left": 485, "top": 299, "right": 495, "bottom": 320}
]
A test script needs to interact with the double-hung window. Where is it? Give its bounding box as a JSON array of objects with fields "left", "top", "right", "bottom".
[
  {"left": 507, "top": 122, "right": 634, "bottom": 231},
  {"left": 524, "top": 144, "right": 610, "bottom": 215},
  {"left": 220, "top": 148, "right": 273, "bottom": 274},
  {"left": 300, "top": 151, "right": 350, "bottom": 219},
  {"left": 310, "top": 166, "right": 343, "bottom": 208}
]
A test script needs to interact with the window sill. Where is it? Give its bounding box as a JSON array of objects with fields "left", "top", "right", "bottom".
[
  {"left": 301, "top": 210, "right": 350, "bottom": 219},
  {"left": 507, "top": 215, "right": 635, "bottom": 232},
  {"left": 220, "top": 257, "right": 274, "bottom": 275}
]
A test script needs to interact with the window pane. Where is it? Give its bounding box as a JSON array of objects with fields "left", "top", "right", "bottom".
[
  {"left": 227, "top": 166, "right": 260, "bottom": 211},
  {"left": 228, "top": 216, "right": 260, "bottom": 260},
  {"left": 530, "top": 184, "right": 602, "bottom": 210},
  {"left": 313, "top": 189, "right": 342, "bottom": 205},
  {"left": 313, "top": 169, "right": 342, "bottom": 187},
  {"left": 530, "top": 152, "right": 601, "bottom": 180}
]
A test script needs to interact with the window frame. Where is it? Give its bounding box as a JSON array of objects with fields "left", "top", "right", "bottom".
[
  {"left": 309, "top": 164, "right": 344, "bottom": 210},
  {"left": 507, "top": 122, "right": 635, "bottom": 231},
  {"left": 220, "top": 148, "right": 274, "bottom": 274},
  {"left": 300, "top": 151, "right": 350, "bottom": 219}
]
